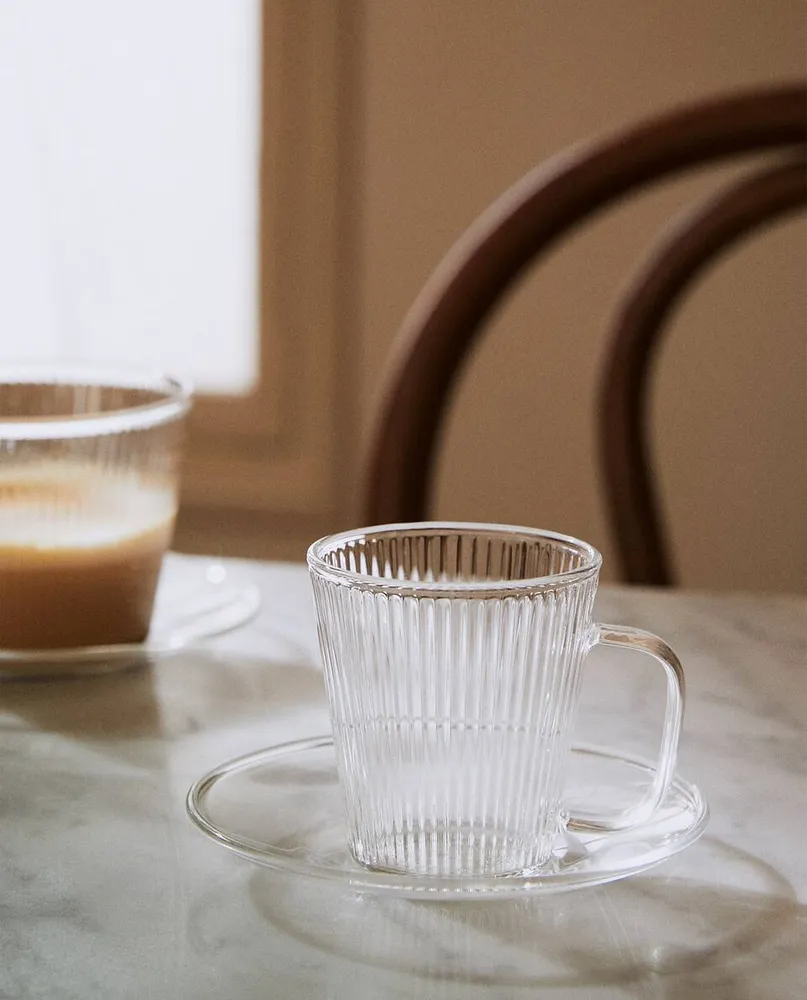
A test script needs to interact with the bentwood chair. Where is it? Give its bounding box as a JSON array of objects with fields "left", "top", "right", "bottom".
[{"left": 361, "top": 83, "right": 806, "bottom": 585}]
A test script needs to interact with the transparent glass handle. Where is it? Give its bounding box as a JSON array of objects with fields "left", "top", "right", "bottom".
[{"left": 568, "top": 623, "right": 686, "bottom": 832}]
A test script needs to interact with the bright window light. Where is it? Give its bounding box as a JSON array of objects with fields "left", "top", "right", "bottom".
[{"left": 0, "top": 0, "right": 261, "bottom": 394}]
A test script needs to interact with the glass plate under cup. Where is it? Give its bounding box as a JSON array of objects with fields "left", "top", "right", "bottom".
[
  {"left": 0, "top": 558, "right": 261, "bottom": 680},
  {"left": 186, "top": 736, "right": 709, "bottom": 900}
]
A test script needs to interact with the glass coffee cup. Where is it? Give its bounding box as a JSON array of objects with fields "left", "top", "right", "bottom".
[
  {"left": 308, "top": 522, "right": 685, "bottom": 879},
  {"left": 0, "top": 364, "right": 191, "bottom": 652}
]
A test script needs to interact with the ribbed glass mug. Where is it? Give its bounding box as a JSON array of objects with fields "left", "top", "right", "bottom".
[{"left": 307, "top": 523, "right": 685, "bottom": 879}]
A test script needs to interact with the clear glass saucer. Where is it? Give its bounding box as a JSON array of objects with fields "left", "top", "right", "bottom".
[
  {"left": 0, "top": 559, "right": 261, "bottom": 680},
  {"left": 186, "top": 736, "right": 709, "bottom": 899}
]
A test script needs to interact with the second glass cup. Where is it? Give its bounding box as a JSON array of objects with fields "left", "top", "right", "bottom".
[
  {"left": 308, "top": 522, "right": 685, "bottom": 880},
  {"left": 0, "top": 363, "right": 191, "bottom": 652}
]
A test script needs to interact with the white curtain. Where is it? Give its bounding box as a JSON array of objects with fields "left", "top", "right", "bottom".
[{"left": 0, "top": 0, "right": 260, "bottom": 393}]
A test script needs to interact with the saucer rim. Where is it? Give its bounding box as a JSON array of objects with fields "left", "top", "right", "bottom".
[{"left": 186, "top": 736, "right": 710, "bottom": 899}]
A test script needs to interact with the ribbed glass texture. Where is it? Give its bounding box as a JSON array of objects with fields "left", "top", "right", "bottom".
[
  {"left": 0, "top": 366, "right": 190, "bottom": 650},
  {"left": 308, "top": 524, "right": 600, "bottom": 878}
]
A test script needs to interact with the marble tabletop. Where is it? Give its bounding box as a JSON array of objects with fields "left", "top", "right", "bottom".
[{"left": 1, "top": 554, "right": 805, "bottom": 999}]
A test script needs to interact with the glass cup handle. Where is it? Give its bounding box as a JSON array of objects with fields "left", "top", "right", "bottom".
[{"left": 568, "top": 622, "right": 686, "bottom": 832}]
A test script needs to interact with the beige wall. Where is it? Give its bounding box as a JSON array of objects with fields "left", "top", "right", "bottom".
[{"left": 358, "top": 0, "right": 806, "bottom": 592}]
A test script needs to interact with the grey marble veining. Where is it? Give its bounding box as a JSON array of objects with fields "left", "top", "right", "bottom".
[{"left": 1, "top": 556, "right": 805, "bottom": 999}]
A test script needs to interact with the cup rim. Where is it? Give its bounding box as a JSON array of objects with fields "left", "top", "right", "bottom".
[
  {"left": 0, "top": 362, "right": 192, "bottom": 440},
  {"left": 307, "top": 521, "right": 603, "bottom": 594}
]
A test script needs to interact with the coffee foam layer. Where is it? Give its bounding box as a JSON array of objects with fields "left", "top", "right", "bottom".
[{"left": 0, "top": 464, "right": 176, "bottom": 552}]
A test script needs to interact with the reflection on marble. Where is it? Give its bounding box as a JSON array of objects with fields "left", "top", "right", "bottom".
[{"left": 1, "top": 556, "right": 805, "bottom": 999}]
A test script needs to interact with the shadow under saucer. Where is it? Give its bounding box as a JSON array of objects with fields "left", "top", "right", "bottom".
[{"left": 239, "top": 837, "right": 804, "bottom": 996}]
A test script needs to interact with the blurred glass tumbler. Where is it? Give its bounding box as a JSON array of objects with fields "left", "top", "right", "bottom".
[
  {"left": 0, "top": 364, "right": 191, "bottom": 650},
  {"left": 308, "top": 523, "right": 685, "bottom": 879}
]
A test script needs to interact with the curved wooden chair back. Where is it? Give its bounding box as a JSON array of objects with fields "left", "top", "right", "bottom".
[{"left": 361, "top": 83, "right": 806, "bottom": 585}]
